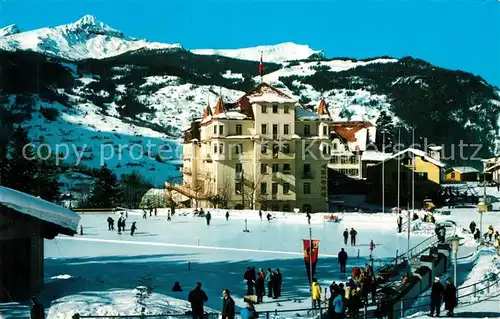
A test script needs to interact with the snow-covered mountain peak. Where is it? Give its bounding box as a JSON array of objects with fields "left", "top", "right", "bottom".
[
  {"left": 192, "top": 42, "right": 323, "bottom": 63},
  {"left": 66, "top": 15, "right": 124, "bottom": 38},
  {"left": 0, "top": 15, "right": 182, "bottom": 60},
  {"left": 0, "top": 24, "right": 21, "bottom": 37}
]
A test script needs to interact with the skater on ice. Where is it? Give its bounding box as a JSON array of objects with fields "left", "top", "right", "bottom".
[
  {"left": 259, "top": 210, "right": 262, "bottom": 220},
  {"left": 350, "top": 228, "right": 358, "bottom": 246},
  {"left": 130, "top": 221, "right": 137, "bottom": 236},
  {"left": 206, "top": 211, "right": 211, "bottom": 226},
  {"left": 107, "top": 216, "right": 114, "bottom": 230},
  {"left": 306, "top": 212, "right": 311, "bottom": 224},
  {"left": 397, "top": 214, "right": 403, "bottom": 233},
  {"left": 225, "top": 211, "right": 230, "bottom": 221},
  {"left": 343, "top": 229, "right": 349, "bottom": 245},
  {"left": 188, "top": 282, "right": 208, "bottom": 319},
  {"left": 266, "top": 213, "right": 272, "bottom": 222}
]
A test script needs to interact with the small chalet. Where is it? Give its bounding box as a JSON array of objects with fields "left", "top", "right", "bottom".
[{"left": 444, "top": 166, "right": 479, "bottom": 182}]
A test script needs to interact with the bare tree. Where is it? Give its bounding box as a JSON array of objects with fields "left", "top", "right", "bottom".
[
  {"left": 242, "top": 172, "right": 264, "bottom": 210},
  {"left": 214, "top": 171, "right": 232, "bottom": 208}
]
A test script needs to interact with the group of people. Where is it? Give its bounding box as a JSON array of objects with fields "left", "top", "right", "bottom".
[
  {"left": 470, "top": 221, "right": 500, "bottom": 248},
  {"left": 106, "top": 215, "right": 136, "bottom": 235},
  {"left": 342, "top": 228, "right": 358, "bottom": 246},
  {"left": 243, "top": 267, "right": 282, "bottom": 304},
  {"left": 429, "top": 277, "right": 457, "bottom": 317}
]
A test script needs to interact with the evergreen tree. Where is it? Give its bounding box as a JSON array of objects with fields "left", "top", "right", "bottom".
[
  {"left": 35, "top": 137, "right": 61, "bottom": 202},
  {"left": 120, "top": 171, "right": 152, "bottom": 209},
  {"left": 375, "top": 111, "right": 395, "bottom": 152},
  {"left": 7, "top": 127, "right": 37, "bottom": 195},
  {"left": 88, "top": 164, "right": 121, "bottom": 208}
]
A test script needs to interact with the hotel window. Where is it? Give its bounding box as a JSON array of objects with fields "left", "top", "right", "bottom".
[
  {"left": 214, "top": 125, "right": 217, "bottom": 134},
  {"left": 272, "top": 183, "right": 278, "bottom": 194},
  {"left": 284, "top": 105, "right": 289, "bottom": 114},
  {"left": 282, "top": 143, "right": 290, "bottom": 154},
  {"left": 330, "top": 156, "right": 339, "bottom": 164},
  {"left": 213, "top": 144, "right": 218, "bottom": 154},
  {"left": 304, "top": 125, "right": 311, "bottom": 136},
  {"left": 235, "top": 163, "right": 242, "bottom": 173},
  {"left": 261, "top": 144, "right": 267, "bottom": 154},
  {"left": 273, "top": 144, "right": 279, "bottom": 157},
  {"left": 234, "top": 144, "right": 243, "bottom": 155},
  {"left": 333, "top": 142, "right": 338, "bottom": 150},
  {"left": 235, "top": 182, "right": 242, "bottom": 194},
  {"left": 284, "top": 124, "right": 289, "bottom": 135},
  {"left": 261, "top": 124, "right": 267, "bottom": 134},
  {"left": 323, "top": 126, "right": 328, "bottom": 136},
  {"left": 350, "top": 156, "right": 358, "bottom": 164},
  {"left": 283, "top": 163, "right": 291, "bottom": 174},
  {"left": 261, "top": 105, "right": 266, "bottom": 113},
  {"left": 341, "top": 156, "right": 349, "bottom": 164},
  {"left": 260, "top": 164, "right": 267, "bottom": 174},
  {"left": 283, "top": 183, "right": 290, "bottom": 194},
  {"left": 272, "top": 163, "right": 279, "bottom": 173},
  {"left": 272, "top": 104, "right": 278, "bottom": 113},
  {"left": 303, "top": 183, "right": 311, "bottom": 194},
  {"left": 219, "top": 125, "right": 224, "bottom": 134},
  {"left": 236, "top": 124, "right": 242, "bottom": 135},
  {"left": 273, "top": 124, "right": 278, "bottom": 135},
  {"left": 261, "top": 183, "right": 268, "bottom": 194},
  {"left": 219, "top": 143, "right": 224, "bottom": 154}
]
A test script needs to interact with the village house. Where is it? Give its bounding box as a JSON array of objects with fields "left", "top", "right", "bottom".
[
  {"left": 483, "top": 156, "right": 500, "bottom": 182},
  {"left": 366, "top": 148, "right": 445, "bottom": 208},
  {"left": 444, "top": 166, "right": 479, "bottom": 182}
]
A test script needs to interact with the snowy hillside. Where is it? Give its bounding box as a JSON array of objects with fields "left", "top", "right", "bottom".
[
  {"left": 0, "top": 24, "right": 21, "bottom": 37},
  {"left": 192, "top": 42, "right": 322, "bottom": 63},
  {"left": 0, "top": 15, "right": 183, "bottom": 60}
]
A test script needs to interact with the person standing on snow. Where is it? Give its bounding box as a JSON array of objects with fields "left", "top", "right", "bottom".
[
  {"left": 255, "top": 270, "right": 265, "bottom": 303},
  {"left": 188, "top": 282, "right": 208, "bottom": 319},
  {"left": 488, "top": 225, "right": 494, "bottom": 242},
  {"left": 206, "top": 211, "right": 211, "bottom": 226},
  {"left": 226, "top": 211, "right": 230, "bottom": 221},
  {"left": 338, "top": 248, "right": 348, "bottom": 274},
  {"left": 350, "top": 228, "right": 358, "bottom": 246},
  {"left": 117, "top": 216, "right": 123, "bottom": 233},
  {"left": 130, "top": 222, "right": 137, "bottom": 236},
  {"left": 311, "top": 278, "right": 321, "bottom": 308},
  {"left": 259, "top": 210, "right": 262, "bottom": 220},
  {"left": 221, "top": 289, "right": 235, "bottom": 319},
  {"left": 343, "top": 228, "right": 349, "bottom": 245},
  {"left": 306, "top": 212, "right": 311, "bottom": 224},
  {"left": 369, "top": 240, "right": 376, "bottom": 257},
  {"left": 444, "top": 278, "right": 457, "bottom": 317},
  {"left": 469, "top": 221, "right": 476, "bottom": 234},
  {"left": 397, "top": 214, "right": 403, "bottom": 233},
  {"left": 430, "top": 277, "right": 444, "bottom": 317},
  {"left": 273, "top": 268, "right": 282, "bottom": 298},
  {"left": 30, "top": 297, "right": 44, "bottom": 319},
  {"left": 243, "top": 267, "right": 256, "bottom": 295},
  {"left": 266, "top": 268, "right": 275, "bottom": 298}
]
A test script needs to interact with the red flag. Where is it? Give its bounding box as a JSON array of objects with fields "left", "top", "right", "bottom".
[
  {"left": 259, "top": 52, "right": 263, "bottom": 76},
  {"left": 303, "top": 239, "right": 320, "bottom": 283}
]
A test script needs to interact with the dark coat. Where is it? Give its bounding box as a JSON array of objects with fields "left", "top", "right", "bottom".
[
  {"left": 338, "top": 250, "right": 348, "bottom": 264},
  {"left": 255, "top": 276, "right": 265, "bottom": 294},
  {"left": 444, "top": 283, "right": 457, "bottom": 310},
  {"left": 350, "top": 229, "right": 357, "bottom": 237},
  {"left": 188, "top": 287, "right": 208, "bottom": 312},
  {"left": 31, "top": 303, "right": 45, "bottom": 319},
  {"left": 431, "top": 281, "right": 444, "bottom": 302},
  {"left": 343, "top": 230, "right": 349, "bottom": 238},
  {"left": 222, "top": 296, "right": 235, "bottom": 319}
]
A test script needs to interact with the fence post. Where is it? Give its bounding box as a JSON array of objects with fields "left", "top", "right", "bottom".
[
  {"left": 473, "top": 283, "right": 476, "bottom": 297},
  {"left": 487, "top": 278, "right": 490, "bottom": 293},
  {"left": 400, "top": 299, "right": 404, "bottom": 318},
  {"left": 364, "top": 302, "right": 368, "bottom": 319},
  {"left": 266, "top": 311, "right": 269, "bottom": 319}
]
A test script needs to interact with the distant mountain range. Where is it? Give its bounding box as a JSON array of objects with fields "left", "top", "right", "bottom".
[{"left": 1, "top": 15, "right": 499, "bottom": 197}]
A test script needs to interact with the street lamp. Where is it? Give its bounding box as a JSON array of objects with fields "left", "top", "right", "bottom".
[{"left": 449, "top": 235, "right": 463, "bottom": 288}]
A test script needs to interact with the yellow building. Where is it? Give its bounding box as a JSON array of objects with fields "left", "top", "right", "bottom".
[
  {"left": 366, "top": 148, "right": 444, "bottom": 208},
  {"left": 169, "top": 83, "right": 332, "bottom": 213},
  {"left": 444, "top": 166, "right": 479, "bottom": 182}
]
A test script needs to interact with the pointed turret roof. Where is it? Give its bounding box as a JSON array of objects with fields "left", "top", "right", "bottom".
[
  {"left": 213, "top": 96, "right": 225, "bottom": 115},
  {"left": 316, "top": 98, "right": 331, "bottom": 119},
  {"left": 202, "top": 102, "right": 212, "bottom": 119}
]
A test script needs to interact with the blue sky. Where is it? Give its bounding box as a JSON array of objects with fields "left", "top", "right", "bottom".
[{"left": 1, "top": 0, "right": 499, "bottom": 86}]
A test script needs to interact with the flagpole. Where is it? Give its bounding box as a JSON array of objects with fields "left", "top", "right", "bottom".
[
  {"left": 382, "top": 131, "right": 385, "bottom": 213},
  {"left": 309, "top": 227, "right": 313, "bottom": 308}
]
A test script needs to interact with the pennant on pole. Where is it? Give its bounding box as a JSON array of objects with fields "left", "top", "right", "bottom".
[
  {"left": 302, "top": 239, "right": 320, "bottom": 283},
  {"left": 259, "top": 51, "right": 263, "bottom": 81}
]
